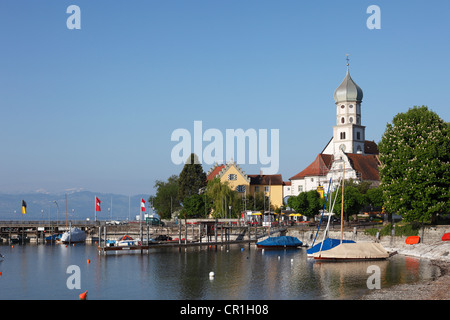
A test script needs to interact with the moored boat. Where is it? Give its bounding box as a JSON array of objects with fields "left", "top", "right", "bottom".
[
  {"left": 307, "top": 238, "right": 355, "bottom": 258},
  {"left": 60, "top": 227, "right": 86, "bottom": 243},
  {"left": 313, "top": 242, "right": 389, "bottom": 261},
  {"left": 256, "top": 236, "right": 303, "bottom": 249}
]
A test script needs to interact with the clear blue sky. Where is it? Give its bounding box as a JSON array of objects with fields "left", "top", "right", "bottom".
[{"left": 0, "top": 0, "right": 449, "bottom": 195}]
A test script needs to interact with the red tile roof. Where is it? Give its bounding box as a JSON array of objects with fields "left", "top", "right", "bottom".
[
  {"left": 206, "top": 164, "right": 225, "bottom": 181},
  {"left": 364, "top": 140, "right": 379, "bottom": 155},
  {"left": 289, "top": 154, "right": 334, "bottom": 180},
  {"left": 346, "top": 153, "right": 380, "bottom": 181}
]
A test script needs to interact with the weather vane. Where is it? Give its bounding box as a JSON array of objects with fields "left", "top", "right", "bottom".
[{"left": 346, "top": 53, "right": 350, "bottom": 67}]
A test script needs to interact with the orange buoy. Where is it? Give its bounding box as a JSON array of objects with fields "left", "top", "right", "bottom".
[
  {"left": 72, "top": 243, "right": 75, "bottom": 246},
  {"left": 405, "top": 236, "right": 420, "bottom": 245},
  {"left": 87, "top": 259, "right": 91, "bottom": 264},
  {"left": 79, "top": 291, "right": 87, "bottom": 300},
  {"left": 11, "top": 245, "right": 14, "bottom": 248}
]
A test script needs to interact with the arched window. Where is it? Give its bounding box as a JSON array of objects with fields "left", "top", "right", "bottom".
[
  {"left": 341, "top": 117, "right": 345, "bottom": 124},
  {"left": 340, "top": 132, "right": 346, "bottom": 140}
]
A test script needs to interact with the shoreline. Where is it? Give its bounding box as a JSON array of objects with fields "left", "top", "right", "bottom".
[{"left": 361, "top": 242, "right": 450, "bottom": 300}]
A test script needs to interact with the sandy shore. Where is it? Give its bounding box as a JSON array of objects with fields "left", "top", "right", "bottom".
[{"left": 361, "top": 242, "right": 450, "bottom": 300}]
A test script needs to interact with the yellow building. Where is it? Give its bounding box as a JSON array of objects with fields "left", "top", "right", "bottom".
[{"left": 206, "top": 162, "right": 285, "bottom": 209}]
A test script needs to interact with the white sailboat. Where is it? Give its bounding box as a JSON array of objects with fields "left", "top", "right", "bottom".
[
  {"left": 60, "top": 227, "right": 86, "bottom": 243},
  {"left": 313, "top": 162, "right": 389, "bottom": 261}
]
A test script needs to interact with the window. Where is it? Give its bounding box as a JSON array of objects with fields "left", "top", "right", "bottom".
[
  {"left": 228, "top": 174, "right": 237, "bottom": 181},
  {"left": 264, "top": 186, "right": 270, "bottom": 193},
  {"left": 298, "top": 185, "right": 303, "bottom": 192},
  {"left": 341, "top": 117, "right": 345, "bottom": 124},
  {"left": 341, "top": 105, "right": 345, "bottom": 109},
  {"left": 357, "top": 132, "right": 361, "bottom": 140},
  {"left": 340, "top": 132, "right": 346, "bottom": 140},
  {"left": 236, "top": 185, "right": 246, "bottom": 193},
  {"left": 255, "top": 186, "right": 260, "bottom": 193},
  {"left": 311, "top": 178, "right": 314, "bottom": 182},
  {"left": 349, "top": 117, "right": 353, "bottom": 123},
  {"left": 349, "top": 104, "right": 353, "bottom": 109}
]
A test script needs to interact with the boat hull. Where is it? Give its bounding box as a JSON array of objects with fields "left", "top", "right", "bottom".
[{"left": 60, "top": 228, "right": 86, "bottom": 243}]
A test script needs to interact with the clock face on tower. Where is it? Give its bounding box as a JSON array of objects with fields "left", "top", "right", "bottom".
[{"left": 340, "top": 144, "right": 346, "bottom": 152}]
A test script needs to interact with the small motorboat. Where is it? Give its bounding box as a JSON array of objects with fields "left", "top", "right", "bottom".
[{"left": 256, "top": 236, "right": 303, "bottom": 249}]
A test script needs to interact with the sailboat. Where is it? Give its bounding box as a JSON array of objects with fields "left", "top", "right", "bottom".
[
  {"left": 307, "top": 176, "right": 354, "bottom": 258},
  {"left": 60, "top": 227, "right": 86, "bottom": 244},
  {"left": 256, "top": 179, "right": 303, "bottom": 249},
  {"left": 313, "top": 162, "right": 389, "bottom": 261}
]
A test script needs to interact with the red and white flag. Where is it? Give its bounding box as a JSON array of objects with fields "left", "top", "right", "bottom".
[
  {"left": 95, "top": 197, "right": 101, "bottom": 212},
  {"left": 141, "top": 198, "right": 146, "bottom": 212}
]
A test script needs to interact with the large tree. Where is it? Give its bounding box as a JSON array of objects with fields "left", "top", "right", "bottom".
[
  {"left": 205, "top": 178, "right": 240, "bottom": 218},
  {"left": 177, "top": 153, "right": 207, "bottom": 203},
  {"left": 149, "top": 175, "right": 181, "bottom": 219},
  {"left": 378, "top": 106, "right": 449, "bottom": 223}
]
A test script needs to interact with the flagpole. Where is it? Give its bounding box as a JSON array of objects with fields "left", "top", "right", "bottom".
[{"left": 95, "top": 196, "right": 97, "bottom": 222}]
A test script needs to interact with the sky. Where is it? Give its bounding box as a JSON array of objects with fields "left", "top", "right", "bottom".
[{"left": 0, "top": 0, "right": 449, "bottom": 196}]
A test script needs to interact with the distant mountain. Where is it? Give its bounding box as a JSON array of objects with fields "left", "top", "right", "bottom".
[{"left": 0, "top": 191, "right": 152, "bottom": 221}]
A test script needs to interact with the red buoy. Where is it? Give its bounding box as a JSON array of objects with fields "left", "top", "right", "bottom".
[{"left": 79, "top": 291, "right": 87, "bottom": 300}]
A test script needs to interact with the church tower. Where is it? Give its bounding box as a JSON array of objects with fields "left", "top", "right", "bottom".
[{"left": 332, "top": 56, "right": 365, "bottom": 156}]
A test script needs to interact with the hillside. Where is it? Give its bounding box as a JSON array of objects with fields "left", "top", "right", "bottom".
[{"left": 0, "top": 191, "right": 152, "bottom": 221}]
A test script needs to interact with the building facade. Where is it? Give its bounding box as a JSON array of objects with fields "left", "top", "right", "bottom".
[{"left": 289, "top": 63, "right": 380, "bottom": 197}]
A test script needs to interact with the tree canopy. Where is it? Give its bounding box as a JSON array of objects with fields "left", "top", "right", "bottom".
[
  {"left": 177, "top": 153, "right": 207, "bottom": 203},
  {"left": 149, "top": 175, "right": 181, "bottom": 219},
  {"left": 378, "top": 106, "right": 449, "bottom": 223}
]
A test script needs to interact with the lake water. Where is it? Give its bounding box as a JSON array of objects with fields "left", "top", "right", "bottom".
[{"left": 0, "top": 243, "right": 440, "bottom": 300}]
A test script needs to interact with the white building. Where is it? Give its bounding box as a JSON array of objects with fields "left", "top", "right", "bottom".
[{"left": 289, "top": 62, "right": 380, "bottom": 197}]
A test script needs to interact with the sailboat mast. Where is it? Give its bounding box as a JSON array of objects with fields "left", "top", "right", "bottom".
[{"left": 340, "top": 162, "right": 345, "bottom": 244}]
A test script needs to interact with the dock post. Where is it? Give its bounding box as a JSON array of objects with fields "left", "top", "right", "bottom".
[
  {"left": 199, "top": 223, "right": 202, "bottom": 243},
  {"left": 178, "top": 222, "right": 182, "bottom": 245}
]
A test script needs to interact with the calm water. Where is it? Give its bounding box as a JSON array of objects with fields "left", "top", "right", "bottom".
[{"left": 0, "top": 243, "right": 440, "bottom": 300}]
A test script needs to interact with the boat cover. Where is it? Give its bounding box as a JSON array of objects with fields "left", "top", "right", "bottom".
[
  {"left": 257, "top": 236, "right": 302, "bottom": 247},
  {"left": 313, "top": 242, "right": 389, "bottom": 260},
  {"left": 306, "top": 238, "right": 355, "bottom": 256},
  {"left": 60, "top": 227, "right": 86, "bottom": 243},
  {"left": 442, "top": 233, "right": 450, "bottom": 241}
]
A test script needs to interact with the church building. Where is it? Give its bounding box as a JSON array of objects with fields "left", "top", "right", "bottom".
[{"left": 287, "top": 60, "right": 380, "bottom": 198}]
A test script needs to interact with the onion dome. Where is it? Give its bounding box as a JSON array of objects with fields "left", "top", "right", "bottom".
[{"left": 333, "top": 68, "right": 363, "bottom": 104}]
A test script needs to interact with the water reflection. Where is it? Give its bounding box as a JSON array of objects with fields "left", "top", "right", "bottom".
[{"left": 0, "top": 244, "right": 441, "bottom": 300}]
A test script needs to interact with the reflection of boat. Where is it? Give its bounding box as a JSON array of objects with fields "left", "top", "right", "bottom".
[
  {"left": 60, "top": 227, "right": 86, "bottom": 243},
  {"left": 256, "top": 236, "right": 302, "bottom": 249}
]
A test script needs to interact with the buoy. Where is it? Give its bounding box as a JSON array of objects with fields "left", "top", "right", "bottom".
[
  {"left": 65, "top": 245, "right": 68, "bottom": 248},
  {"left": 0, "top": 272, "right": 2, "bottom": 276},
  {"left": 11, "top": 245, "right": 14, "bottom": 248},
  {"left": 87, "top": 259, "right": 91, "bottom": 264},
  {"left": 209, "top": 271, "right": 215, "bottom": 278},
  {"left": 278, "top": 256, "right": 281, "bottom": 261},
  {"left": 79, "top": 291, "right": 87, "bottom": 300},
  {"left": 73, "top": 243, "right": 75, "bottom": 247}
]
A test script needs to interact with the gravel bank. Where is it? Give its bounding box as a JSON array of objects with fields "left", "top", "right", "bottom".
[{"left": 361, "top": 242, "right": 450, "bottom": 300}]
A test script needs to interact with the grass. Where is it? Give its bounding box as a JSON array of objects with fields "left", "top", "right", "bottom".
[{"left": 364, "top": 222, "right": 420, "bottom": 237}]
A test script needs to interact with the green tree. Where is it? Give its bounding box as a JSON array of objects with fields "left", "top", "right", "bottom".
[
  {"left": 149, "top": 175, "right": 181, "bottom": 219},
  {"left": 331, "top": 185, "right": 365, "bottom": 221},
  {"left": 205, "top": 178, "right": 240, "bottom": 218},
  {"left": 177, "top": 153, "right": 207, "bottom": 203},
  {"left": 378, "top": 106, "right": 450, "bottom": 223},
  {"left": 287, "top": 190, "right": 321, "bottom": 220},
  {"left": 180, "top": 194, "right": 211, "bottom": 219}
]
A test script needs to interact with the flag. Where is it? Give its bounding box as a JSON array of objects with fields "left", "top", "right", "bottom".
[
  {"left": 95, "top": 197, "right": 101, "bottom": 212},
  {"left": 141, "top": 198, "right": 145, "bottom": 212},
  {"left": 22, "top": 200, "right": 27, "bottom": 214}
]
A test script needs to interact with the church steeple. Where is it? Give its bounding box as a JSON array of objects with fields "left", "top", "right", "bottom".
[{"left": 332, "top": 55, "right": 366, "bottom": 155}]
